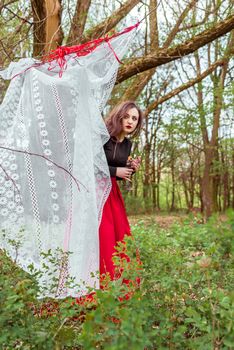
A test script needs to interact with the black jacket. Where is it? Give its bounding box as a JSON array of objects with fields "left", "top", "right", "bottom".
[{"left": 104, "top": 137, "right": 132, "bottom": 179}]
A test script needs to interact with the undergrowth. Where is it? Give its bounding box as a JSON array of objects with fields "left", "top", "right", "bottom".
[{"left": 0, "top": 211, "right": 233, "bottom": 349}]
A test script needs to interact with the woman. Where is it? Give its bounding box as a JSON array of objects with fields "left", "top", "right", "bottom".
[{"left": 99, "top": 101, "right": 143, "bottom": 281}]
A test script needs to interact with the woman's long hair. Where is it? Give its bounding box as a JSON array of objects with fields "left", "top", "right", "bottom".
[{"left": 105, "top": 101, "right": 143, "bottom": 138}]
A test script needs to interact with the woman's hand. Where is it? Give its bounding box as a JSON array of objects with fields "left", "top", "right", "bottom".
[
  {"left": 116, "top": 167, "right": 134, "bottom": 180},
  {"left": 130, "top": 156, "right": 141, "bottom": 172}
]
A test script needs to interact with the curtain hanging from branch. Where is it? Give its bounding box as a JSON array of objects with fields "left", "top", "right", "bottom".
[{"left": 0, "top": 23, "right": 139, "bottom": 299}]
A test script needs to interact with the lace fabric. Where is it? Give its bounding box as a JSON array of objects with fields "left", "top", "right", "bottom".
[{"left": 0, "top": 27, "right": 136, "bottom": 298}]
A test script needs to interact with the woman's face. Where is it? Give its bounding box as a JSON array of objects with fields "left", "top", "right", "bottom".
[{"left": 121, "top": 107, "right": 139, "bottom": 135}]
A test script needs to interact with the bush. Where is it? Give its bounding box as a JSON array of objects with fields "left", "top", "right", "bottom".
[
  {"left": 0, "top": 254, "right": 54, "bottom": 349},
  {"left": 0, "top": 212, "right": 233, "bottom": 349}
]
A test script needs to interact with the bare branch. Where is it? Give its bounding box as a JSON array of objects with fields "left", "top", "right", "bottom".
[
  {"left": 116, "top": 14, "right": 234, "bottom": 84},
  {"left": 145, "top": 57, "right": 226, "bottom": 117},
  {"left": 162, "top": 0, "right": 198, "bottom": 49},
  {"left": 121, "top": 0, "right": 200, "bottom": 101},
  {"left": 4, "top": 5, "right": 32, "bottom": 24},
  {"left": 121, "top": 0, "right": 158, "bottom": 101},
  {"left": 67, "top": 0, "right": 92, "bottom": 44},
  {"left": 81, "top": 0, "right": 140, "bottom": 43},
  {"left": 0, "top": 146, "right": 87, "bottom": 191},
  {"left": 0, "top": 0, "right": 18, "bottom": 14}
]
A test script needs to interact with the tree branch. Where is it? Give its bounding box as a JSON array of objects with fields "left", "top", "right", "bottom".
[
  {"left": 67, "top": 0, "right": 92, "bottom": 44},
  {"left": 121, "top": 0, "right": 158, "bottom": 101},
  {"left": 0, "top": 0, "right": 18, "bottom": 14},
  {"left": 145, "top": 57, "right": 226, "bottom": 117},
  {"left": 121, "top": 0, "right": 199, "bottom": 101},
  {"left": 4, "top": 6, "right": 32, "bottom": 24},
  {"left": 162, "top": 0, "right": 198, "bottom": 49},
  {"left": 81, "top": 0, "right": 140, "bottom": 43},
  {"left": 116, "top": 14, "right": 234, "bottom": 83}
]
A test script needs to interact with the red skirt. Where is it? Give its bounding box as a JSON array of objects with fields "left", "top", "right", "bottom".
[{"left": 99, "top": 178, "right": 131, "bottom": 280}]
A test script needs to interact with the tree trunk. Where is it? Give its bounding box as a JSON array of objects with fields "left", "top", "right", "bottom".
[
  {"left": 143, "top": 143, "right": 151, "bottom": 204},
  {"left": 156, "top": 167, "right": 161, "bottom": 210},
  {"left": 195, "top": 30, "right": 231, "bottom": 218},
  {"left": 197, "top": 154, "right": 204, "bottom": 212},
  {"left": 232, "top": 148, "right": 234, "bottom": 209},
  {"left": 152, "top": 136, "right": 156, "bottom": 209},
  {"left": 201, "top": 149, "right": 214, "bottom": 218},
  {"left": 170, "top": 159, "right": 176, "bottom": 211},
  {"left": 189, "top": 159, "right": 195, "bottom": 209},
  {"left": 181, "top": 174, "right": 190, "bottom": 210},
  {"left": 212, "top": 146, "right": 219, "bottom": 212},
  {"left": 31, "top": 0, "right": 63, "bottom": 56}
]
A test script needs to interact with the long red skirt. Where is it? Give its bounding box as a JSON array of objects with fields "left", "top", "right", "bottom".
[{"left": 99, "top": 178, "right": 131, "bottom": 280}]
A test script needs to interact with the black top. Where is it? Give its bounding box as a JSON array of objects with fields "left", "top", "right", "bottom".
[{"left": 104, "top": 137, "right": 132, "bottom": 179}]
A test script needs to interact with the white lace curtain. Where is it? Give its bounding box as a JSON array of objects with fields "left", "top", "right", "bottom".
[{"left": 0, "top": 27, "right": 137, "bottom": 298}]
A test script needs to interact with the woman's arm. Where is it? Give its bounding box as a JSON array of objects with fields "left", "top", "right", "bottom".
[
  {"left": 108, "top": 165, "right": 133, "bottom": 180},
  {"left": 109, "top": 166, "right": 117, "bottom": 177},
  {"left": 116, "top": 167, "right": 133, "bottom": 180}
]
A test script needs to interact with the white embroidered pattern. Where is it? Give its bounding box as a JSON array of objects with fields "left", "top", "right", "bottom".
[{"left": 0, "top": 28, "right": 136, "bottom": 298}]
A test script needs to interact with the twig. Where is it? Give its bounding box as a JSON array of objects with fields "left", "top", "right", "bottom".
[
  {"left": 4, "top": 6, "right": 32, "bottom": 24},
  {"left": 0, "top": 163, "right": 21, "bottom": 198},
  {"left": 0, "top": 146, "right": 88, "bottom": 192}
]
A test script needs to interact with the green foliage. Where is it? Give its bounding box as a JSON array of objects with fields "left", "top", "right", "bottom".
[
  {"left": 0, "top": 212, "right": 233, "bottom": 349},
  {"left": 0, "top": 254, "right": 54, "bottom": 349},
  {"left": 124, "top": 193, "right": 149, "bottom": 214},
  {"left": 134, "top": 211, "right": 234, "bottom": 349}
]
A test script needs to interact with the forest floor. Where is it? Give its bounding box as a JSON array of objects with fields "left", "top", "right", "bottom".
[
  {"left": 129, "top": 212, "right": 188, "bottom": 228},
  {"left": 1, "top": 211, "right": 233, "bottom": 349},
  {"left": 129, "top": 211, "right": 228, "bottom": 228}
]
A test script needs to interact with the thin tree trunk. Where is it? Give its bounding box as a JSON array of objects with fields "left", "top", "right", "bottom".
[
  {"left": 189, "top": 164, "right": 195, "bottom": 209},
  {"left": 67, "top": 0, "right": 92, "bottom": 44},
  {"left": 156, "top": 167, "right": 161, "bottom": 211},
  {"left": 195, "top": 29, "right": 232, "bottom": 219},
  {"left": 197, "top": 155, "right": 204, "bottom": 212},
  {"left": 232, "top": 148, "right": 234, "bottom": 209},
  {"left": 143, "top": 143, "right": 151, "bottom": 201},
  {"left": 201, "top": 151, "right": 214, "bottom": 217},
  {"left": 212, "top": 146, "right": 219, "bottom": 212},
  {"left": 152, "top": 135, "right": 156, "bottom": 209},
  {"left": 181, "top": 174, "right": 190, "bottom": 210},
  {"left": 170, "top": 161, "right": 176, "bottom": 211}
]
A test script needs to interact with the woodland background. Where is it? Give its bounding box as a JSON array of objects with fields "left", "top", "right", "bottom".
[
  {"left": 0, "top": 0, "right": 234, "bottom": 220},
  {"left": 0, "top": 1, "right": 234, "bottom": 349}
]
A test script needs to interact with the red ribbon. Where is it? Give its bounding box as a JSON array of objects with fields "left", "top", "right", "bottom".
[{"left": 12, "top": 22, "right": 140, "bottom": 79}]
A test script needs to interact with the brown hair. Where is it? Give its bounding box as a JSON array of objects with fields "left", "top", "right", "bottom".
[{"left": 105, "top": 101, "right": 143, "bottom": 138}]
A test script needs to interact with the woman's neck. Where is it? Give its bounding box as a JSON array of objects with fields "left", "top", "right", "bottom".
[{"left": 117, "top": 131, "right": 126, "bottom": 142}]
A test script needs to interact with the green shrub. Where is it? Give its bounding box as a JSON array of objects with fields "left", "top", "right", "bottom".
[
  {"left": 0, "top": 212, "right": 233, "bottom": 349},
  {"left": 0, "top": 253, "right": 54, "bottom": 349}
]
